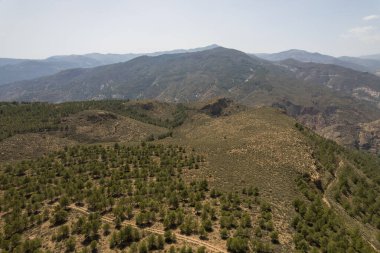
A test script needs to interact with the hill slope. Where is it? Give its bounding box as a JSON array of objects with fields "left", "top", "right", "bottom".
[
  {"left": 0, "top": 47, "right": 268, "bottom": 102},
  {"left": 277, "top": 59, "right": 380, "bottom": 103},
  {"left": 2, "top": 47, "right": 380, "bottom": 154},
  {"left": 0, "top": 100, "right": 378, "bottom": 252}
]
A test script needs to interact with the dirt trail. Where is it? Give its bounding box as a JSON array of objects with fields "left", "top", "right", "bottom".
[
  {"left": 321, "top": 195, "right": 331, "bottom": 208},
  {"left": 69, "top": 205, "right": 227, "bottom": 253},
  {"left": 321, "top": 161, "right": 343, "bottom": 209},
  {"left": 112, "top": 121, "right": 120, "bottom": 135},
  {"left": 322, "top": 161, "right": 379, "bottom": 252}
]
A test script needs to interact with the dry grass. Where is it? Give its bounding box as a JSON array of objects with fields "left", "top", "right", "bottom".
[
  {"left": 61, "top": 110, "right": 167, "bottom": 143},
  {"left": 0, "top": 109, "right": 167, "bottom": 163},
  {"left": 0, "top": 133, "right": 78, "bottom": 163},
  {"left": 0, "top": 104, "right": 322, "bottom": 251},
  {"left": 160, "top": 107, "right": 318, "bottom": 251}
]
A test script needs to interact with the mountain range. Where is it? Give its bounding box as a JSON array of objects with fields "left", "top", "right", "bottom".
[
  {"left": 1, "top": 45, "right": 380, "bottom": 252},
  {"left": 1, "top": 99, "right": 379, "bottom": 252},
  {"left": 256, "top": 49, "right": 380, "bottom": 75},
  {"left": 1, "top": 46, "right": 380, "bottom": 154},
  {"left": 2, "top": 46, "right": 380, "bottom": 86},
  {"left": 0, "top": 44, "right": 219, "bottom": 85}
]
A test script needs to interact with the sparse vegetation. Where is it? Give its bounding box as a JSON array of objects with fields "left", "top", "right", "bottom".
[
  {"left": 297, "top": 123, "right": 380, "bottom": 230},
  {"left": 292, "top": 174, "right": 374, "bottom": 252},
  {"left": 0, "top": 142, "right": 280, "bottom": 252},
  {"left": 0, "top": 100, "right": 187, "bottom": 141},
  {"left": 1, "top": 100, "right": 379, "bottom": 252}
]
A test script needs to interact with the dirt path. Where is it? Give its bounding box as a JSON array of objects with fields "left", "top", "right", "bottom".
[
  {"left": 321, "top": 195, "right": 331, "bottom": 208},
  {"left": 69, "top": 205, "right": 227, "bottom": 253},
  {"left": 321, "top": 161, "right": 343, "bottom": 209},
  {"left": 112, "top": 121, "right": 120, "bottom": 135},
  {"left": 322, "top": 161, "right": 379, "bottom": 252}
]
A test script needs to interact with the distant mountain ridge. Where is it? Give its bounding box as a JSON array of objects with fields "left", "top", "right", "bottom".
[
  {"left": 361, "top": 53, "right": 380, "bottom": 61},
  {"left": 0, "top": 58, "right": 28, "bottom": 67},
  {"left": 1, "top": 46, "right": 379, "bottom": 86},
  {"left": 276, "top": 58, "right": 380, "bottom": 103},
  {"left": 0, "top": 44, "right": 219, "bottom": 85},
  {"left": 256, "top": 49, "right": 380, "bottom": 75}
]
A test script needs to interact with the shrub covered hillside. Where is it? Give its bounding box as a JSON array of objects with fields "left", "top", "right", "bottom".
[
  {"left": 0, "top": 100, "right": 187, "bottom": 141},
  {"left": 292, "top": 174, "right": 374, "bottom": 253},
  {"left": 1, "top": 100, "right": 379, "bottom": 252},
  {"left": 295, "top": 123, "right": 380, "bottom": 251},
  {"left": 0, "top": 143, "right": 281, "bottom": 252}
]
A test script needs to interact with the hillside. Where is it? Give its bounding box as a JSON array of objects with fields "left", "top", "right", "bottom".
[
  {"left": 0, "top": 100, "right": 379, "bottom": 252},
  {"left": 2, "top": 47, "right": 380, "bottom": 155},
  {"left": 270, "top": 59, "right": 380, "bottom": 153},
  {"left": 0, "top": 47, "right": 267, "bottom": 102},
  {"left": 0, "top": 100, "right": 184, "bottom": 162},
  {"left": 277, "top": 59, "right": 380, "bottom": 103}
]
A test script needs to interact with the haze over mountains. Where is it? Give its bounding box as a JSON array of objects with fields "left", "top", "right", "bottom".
[
  {"left": 0, "top": 44, "right": 219, "bottom": 85},
  {"left": 256, "top": 49, "right": 380, "bottom": 75},
  {"left": 1, "top": 45, "right": 380, "bottom": 86}
]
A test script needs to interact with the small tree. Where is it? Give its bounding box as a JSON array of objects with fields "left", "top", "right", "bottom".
[
  {"left": 147, "top": 234, "right": 156, "bottom": 250},
  {"left": 65, "top": 237, "right": 76, "bottom": 252},
  {"left": 169, "top": 246, "right": 176, "bottom": 253},
  {"left": 220, "top": 228, "right": 229, "bottom": 240},
  {"left": 156, "top": 234, "right": 164, "bottom": 250},
  {"left": 90, "top": 240, "right": 97, "bottom": 253},
  {"left": 51, "top": 209, "right": 68, "bottom": 226},
  {"left": 55, "top": 225, "right": 70, "bottom": 241},
  {"left": 197, "top": 246, "right": 206, "bottom": 253},
  {"left": 227, "top": 237, "right": 249, "bottom": 253},
  {"left": 138, "top": 241, "right": 148, "bottom": 253},
  {"left": 199, "top": 227, "right": 208, "bottom": 240},
  {"left": 202, "top": 218, "right": 213, "bottom": 232},
  {"left": 164, "top": 230, "right": 176, "bottom": 243},
  {"left": 103, "top": 223, "right": 110, "bottom": 236},
  {"left": 59, "top": 195, "right": 70, "bottom": 208},
  {"left": 129, "top": 242, "right": 138, "bottom": 253},
  {"left": 270, "top": 231, "right": 279, "bottom": 244}
]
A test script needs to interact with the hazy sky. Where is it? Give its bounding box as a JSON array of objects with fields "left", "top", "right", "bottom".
[{"left": 1, "top": 0, "right": 380, "bottom": 59}]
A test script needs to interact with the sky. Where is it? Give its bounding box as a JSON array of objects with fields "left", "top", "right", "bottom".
[{"left": 0, "top": 0, "right": 380, "bottom": 59}]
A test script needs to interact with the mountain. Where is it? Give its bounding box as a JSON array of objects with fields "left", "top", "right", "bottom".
[
  {"left": 0, "top": 58, "right": 27, "bottom": 67},
  {"left": 277, "top": 59, "right": 380, "bottom": 103},
  {"left": 2, "top": 47, "right": 380, "bottom": 154},
  {"left": 3, "top": 47, "right": 380, "bottom": 109},
  {"left": 0, "top": 44, "right": 219, "bottom": 85},
  {"left": 361, "top": 53, "right": 380, "bottom": 61},
  {"left": 273, "top": 58, "right": 380, "bottom": 151},
  {"left": 0, "top": 58, "right": 100, "bottom": 86},
  {"left": 0, "top": 47, "right": 289, "bottom": 102},
  {"left": 0, "top": 99, "right": 378, "bottom": 252},
  {"left": 256, "top": 49, "right": 337, "bottom": 63},
  {"left": 339, "top": 56, "right": 380, "bottom": 75},
  {"left": 256, "top": 49, "right": 380, "bottom": 75},
  {"left": 256, "top": 49, "right": 366, "bottom": 70}
]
